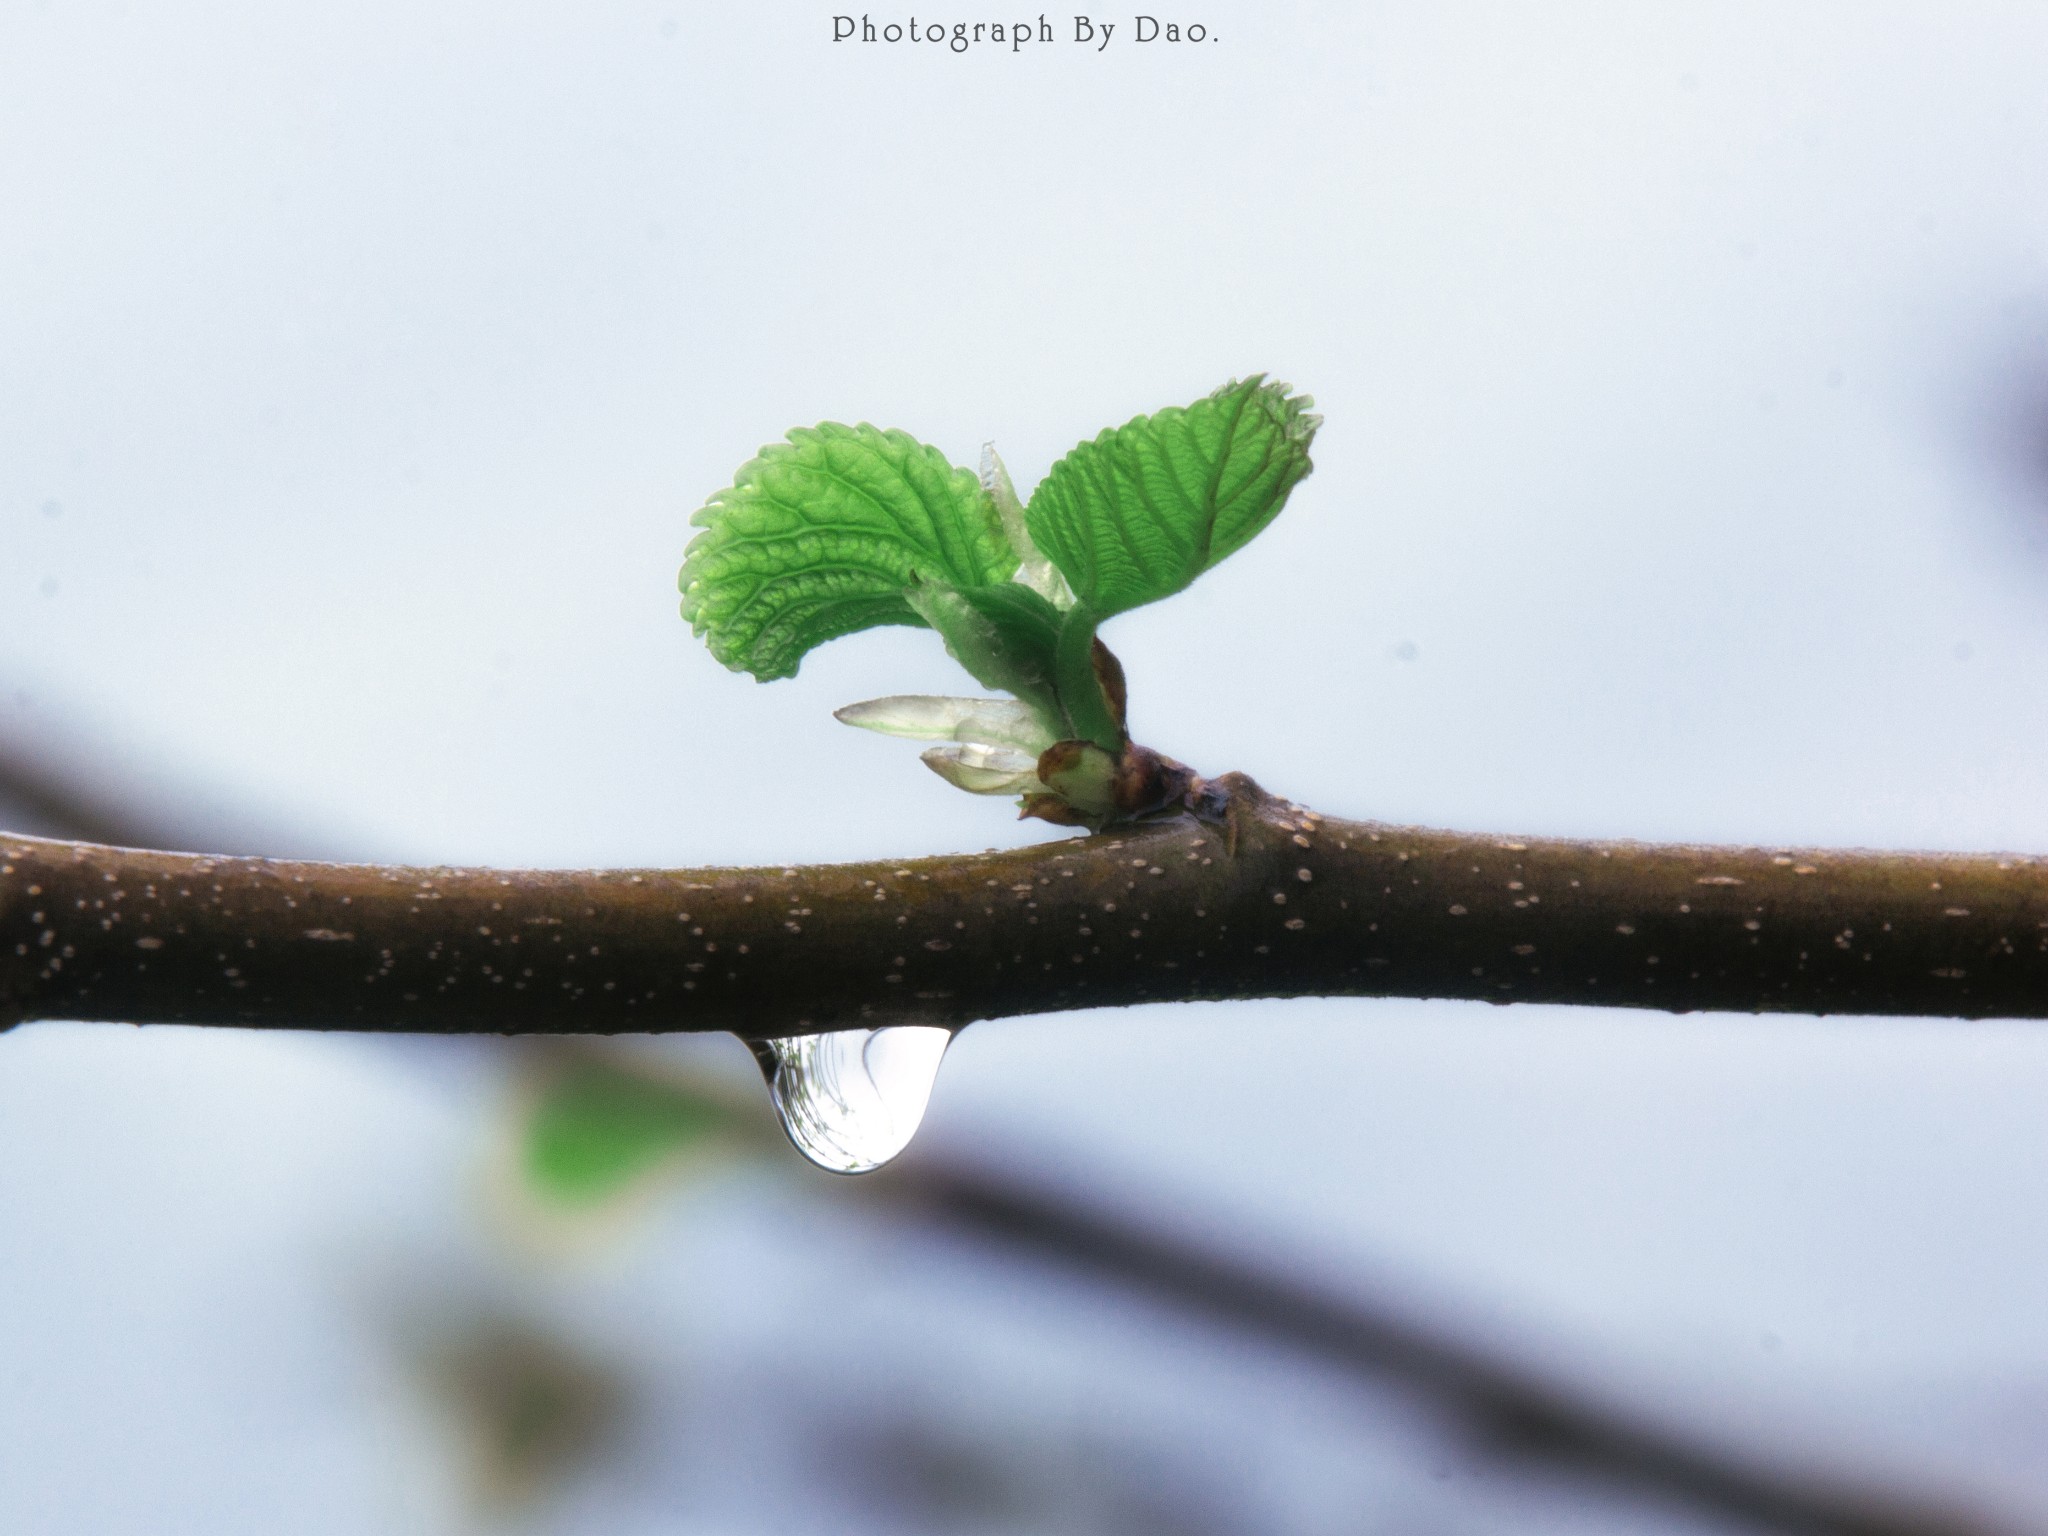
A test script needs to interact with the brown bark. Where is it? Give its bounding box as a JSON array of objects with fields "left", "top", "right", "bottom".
[{"left": 4, "top": 774, "right": 2046, "bottom": 1036}]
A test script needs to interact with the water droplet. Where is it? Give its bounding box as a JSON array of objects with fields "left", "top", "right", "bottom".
[{"left": 749, "top": 1025, "right": 953, "bottom": 1174}]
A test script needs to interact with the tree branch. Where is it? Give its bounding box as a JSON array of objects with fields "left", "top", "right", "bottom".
[
  {"left": 5, "top": 775, "right": 2045, "bottom": 1034},
  {"left": 1, "top": 746, "right": 2005, "bottom": 1532}
]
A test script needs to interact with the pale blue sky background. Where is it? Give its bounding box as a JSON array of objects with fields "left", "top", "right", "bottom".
[{"left": 8, "top": 1, "right": 2048, "bottom": 1527}]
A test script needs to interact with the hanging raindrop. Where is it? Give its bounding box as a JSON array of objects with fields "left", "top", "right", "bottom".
[{"left": 748, "top": 1026, "right": 954, "bottom": 1174}]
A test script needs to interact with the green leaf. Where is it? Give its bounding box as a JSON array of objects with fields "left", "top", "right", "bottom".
[
  {"left": 680, "top": 423, "right": 1016, "bottom": 681},
  {"left": 906, "top": 580, "right": 1067, "bottom": 735},
  {"left": 1024, "top": 376, "right": 1319, "bottom": 619},
  {"left": 1054, "top": 606, "right": 1125, "bottom": 751},
  {"left": 522, "top": 1059, "right": 730, "bottom": 1207}
]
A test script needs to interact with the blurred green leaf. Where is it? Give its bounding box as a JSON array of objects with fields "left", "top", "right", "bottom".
[
  {"left": 522, "top": 1059, "right": 731, "bottom": 1206},
  {"left": 411, "top": 1310, "right": 627, "bottom": 1514}
]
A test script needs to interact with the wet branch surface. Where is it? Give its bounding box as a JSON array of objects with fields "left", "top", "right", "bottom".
[{"left": 4, "top": 774, "right": 2048, "bottom": 1035}]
